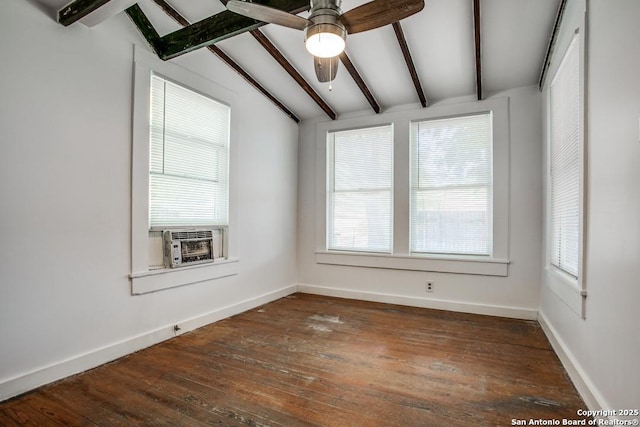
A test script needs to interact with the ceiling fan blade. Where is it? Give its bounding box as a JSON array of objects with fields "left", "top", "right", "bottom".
[
  {"left": 340, "top": 0, "right": 424, "bottom": 34},
  {"left": 314, "top": 56, "right": 339, "bottom": 83},
  {"left": 227, "top": 0, "right": 310, "bottom": 30}
]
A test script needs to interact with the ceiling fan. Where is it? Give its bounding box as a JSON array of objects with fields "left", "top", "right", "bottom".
[{"left": 226, "top": 0, "right": 425, "bottom": 83}]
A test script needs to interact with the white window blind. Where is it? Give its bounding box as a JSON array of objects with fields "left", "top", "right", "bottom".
[
  {"left": 149, "top": 75, "right": 230, "bottom": 227},
  {"left": 327, "top": 125, "right": 393, "bottom": 253},
  {"left": 410, "top": 113, "right": 492, "bottom": 256},
  {"left": 549, "top": 34, "right": 581, "bottom": 277}
]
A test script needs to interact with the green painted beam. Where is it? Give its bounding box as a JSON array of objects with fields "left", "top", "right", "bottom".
[
  {"left": 125, "top": 4, "right": 164, "bottom": 57},
  {"left": 158, "top": 0, "right": 309, "bottom": 60},
  {"left": 58, "top": 0, "right": 113, "bottom": 26},
  {"left": 151, "top": 0, "right": 300, "bottom": 123}
]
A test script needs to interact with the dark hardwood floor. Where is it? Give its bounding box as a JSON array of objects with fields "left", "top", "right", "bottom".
[{"left": 0, "top": 293, "right": 589, "bottom": 426}]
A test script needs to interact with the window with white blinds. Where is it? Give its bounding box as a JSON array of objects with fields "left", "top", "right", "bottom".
[
  {"left": 149, "top": 75, "right": 230, "bottom": 227},
  {"left": 327, "top": 125, "right": 393, "bottom": 253},
  {"left": 549, "top": 34, "right": 581, "bottom": 277},
  {"left": 410, "top": 113, "right": 493, "bottom": 256}
]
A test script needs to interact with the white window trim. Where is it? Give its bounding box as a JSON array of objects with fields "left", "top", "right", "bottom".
[
  {"left": 315, "top": 98, "right": 510, "bottom": 277},
  {"left": 542, "top": 6, "right": 587, "bottom": 319},
  {"left": 130, "top": 46, "right": 239, "bottom": 295}
]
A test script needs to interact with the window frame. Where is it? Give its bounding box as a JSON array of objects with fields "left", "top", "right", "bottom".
[
  {"left": 543, "top": 21, "right": 587, "bottom": 318},
  {"left": 130, "top": 47, "right": 238, "bottom": 295},
  {"left": 315, "top": 98, "right": 510, "bottom": 277}
]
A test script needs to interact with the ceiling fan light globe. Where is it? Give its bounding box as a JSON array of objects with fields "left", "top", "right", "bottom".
[
  {"left": 305, "top": 23, "right": 346, "bottom": 58},
  {"left": 306, "top": 33, "right": 345, "bottom": 58}
]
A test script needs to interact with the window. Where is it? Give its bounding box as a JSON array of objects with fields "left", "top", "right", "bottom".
[
  {"left": 130, "top": 48, "right": 238, "bottom": 295},
  {"left": 410, "top": 114, "right": 492, "bottom": 256},
  {"left": 316, "top": 98, "right": 509, "bottom": 277},
  {"left": 149, "top": 75, "right": 230, "bottom": 228},
  {"left": 327, "top": 125, "right": 393, "bottom": 253},
  {"left": 549, "top": 34, "right": 582, "bottom": 278}
]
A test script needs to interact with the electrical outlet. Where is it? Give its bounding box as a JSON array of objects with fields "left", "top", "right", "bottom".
[{"left": 426, "top": 282, "right": 434, "bottom": 293}]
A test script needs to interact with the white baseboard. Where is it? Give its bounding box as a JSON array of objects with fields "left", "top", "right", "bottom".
[
  {"left": 537, "top": 310, "right": 610, "bottom": 412},
  {"left": 0, "top": 284, "right": 297, "bottom": 402},
  {"left": 297, "top": 284, "right": 538, "bottom": 320}
]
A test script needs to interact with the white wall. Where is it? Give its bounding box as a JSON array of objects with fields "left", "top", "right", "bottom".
[
  {"left": 0, "top": 0, "right": 299, "bottom": 400},
  {"left": 539, "top": 0, "right": 640, "bottom": 411},
  {"left": 297, "top": 86, "right": 543, "bottom": 318}
]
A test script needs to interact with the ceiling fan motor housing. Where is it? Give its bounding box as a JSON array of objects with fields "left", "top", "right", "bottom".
[{"left": 305, "top": 0, "right": 347, "bottom": 58}]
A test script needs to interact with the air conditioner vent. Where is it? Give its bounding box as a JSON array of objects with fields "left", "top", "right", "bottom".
[{"left": 170, "top": 230, "right": 213, "bottom": 240}]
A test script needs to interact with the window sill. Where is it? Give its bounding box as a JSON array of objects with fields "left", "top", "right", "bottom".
[
  {"left": 130, "top": 258, "right": 239, "bottom": 295},
  {"left": 315, "top": 251, "right": 509, "bottom": 276}
]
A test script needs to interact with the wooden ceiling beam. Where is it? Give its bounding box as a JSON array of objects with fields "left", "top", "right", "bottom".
[
  {"left": 58, "top": 0, "right": 113, "bottom": 26},
  {"left": 250, "top": 30, "right": 337, "bottom": 120},
  {"left": 392, "top": 22, "right": 427, "bottom": 108},
  {"left": 150, "top": 0, "right": 300, "bottom": 123},
  {"left": 158, "top": 0, "right": 309, "bottom": 61},
  {"left": 210, "top": 48, "right": 300, "bottom": 123},
  {"left": 125, "top": 4, "right": 164, "bottom": 57},
  {"left": 473, "top": 0, "right": 483, "bottom": 100},
  {"left": 339, "top": 52, "right": 381, "bottom": 114},
  {"left": 211, "top": 48, "right": 300, "bottom": 122}
]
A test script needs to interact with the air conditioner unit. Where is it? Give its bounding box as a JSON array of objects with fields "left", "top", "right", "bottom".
[{"left": 163, "top": 229, "right": 215, "bottom": 268}]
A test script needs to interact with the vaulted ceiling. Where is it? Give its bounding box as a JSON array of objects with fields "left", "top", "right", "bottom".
[{"left": 35, "top": 0, "right": 562, "bottom": 122}]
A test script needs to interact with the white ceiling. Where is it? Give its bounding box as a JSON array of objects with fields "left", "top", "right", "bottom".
[{"left": 35, "top": 0, "right": 560, "bottom": 121}]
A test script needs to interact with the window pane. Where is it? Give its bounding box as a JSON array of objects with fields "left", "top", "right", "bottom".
[
  {"left": 150, "top": 174, "right": 228, "bottom": 226},
  {"left": 164, "top": 80, "right": 229, "bottom": 148},
  {"left": 411, "top": 113, "right": 492, "bottom": 256},
  {"left": 412, "top": 187, "right": 490, "bottom": 255},
  {"left": 330, "top": 191, "right": 392, "bottom": 252},
  {"left": 334, "top": 127, "right": 393, "bottom": 191},
  {"left": 549, "top": 34, "right": 581, "bottom": 277},
  {"left": 416, "top": 115, "right": 491, "bottom": 188},
  {"left": 149, "top": 75, "right": 230, "bottom": 227},
  {"left": 328, "top": 125, "right": 393, "bottom": 253},
  {"left": 163, "top": 133, "right": 222, "bottom": 181}
]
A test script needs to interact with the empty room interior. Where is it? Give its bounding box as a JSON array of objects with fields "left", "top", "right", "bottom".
[{"left": 1, "top": 0, "right": 639, "bottom": 425}]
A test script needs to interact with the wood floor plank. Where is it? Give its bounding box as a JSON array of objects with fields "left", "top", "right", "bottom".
[
  {"left": 0, "top": 396, "right": 62, "bottom": 426},
  {"left": 137, "top": 345, "right": 375, "bottom": 426},
  {"left": 45, "top": 373, "right": 142, "bottom": 426},
  {"left": 0, "top": 293, "right": 590, "bottom": 426},
  {"left": 116, "top": 355, "right": 305, "bottom": 426},
  {"left": 22, "top": 393, "right": 98, "bottom": 426}
]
